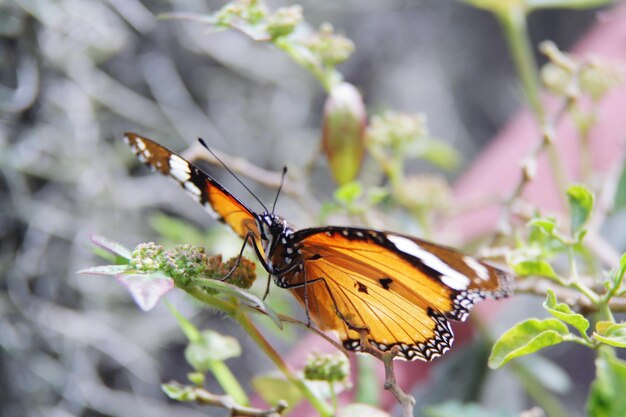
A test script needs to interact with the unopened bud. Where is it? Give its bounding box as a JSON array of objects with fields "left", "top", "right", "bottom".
[{"left": 322, "top": 82, "right": 367, "bottom": 185}]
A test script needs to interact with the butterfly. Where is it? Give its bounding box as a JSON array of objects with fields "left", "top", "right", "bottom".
[{"left": 124, "top": 132, "right": 513, "bottom": 361}]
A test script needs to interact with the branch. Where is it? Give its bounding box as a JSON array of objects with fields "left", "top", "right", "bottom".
[
  {"left": 165, "top": 382, "right": 287, "bottom": 417},
  {"left": 491, "top": 97, "right": 574, "bottom": 246},
  {"left": 515, "top": 276, "right": 626, "bottom": 313},
  {"left": 184, "top": 142, "right": 320, "bottom": 214},
  {"left": 355, "top": 329, "right": 415, "bottom": 417}
]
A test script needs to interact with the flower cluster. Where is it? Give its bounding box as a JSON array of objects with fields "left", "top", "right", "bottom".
[
  {"left": 366, "top": 111, "right": 429, "bottom": 150},
  {"left": 130, "top": 243, "right": 255, "bottom": 289},
  {"left": 303, "top": 353, "right": 349, "bottom": 383}
]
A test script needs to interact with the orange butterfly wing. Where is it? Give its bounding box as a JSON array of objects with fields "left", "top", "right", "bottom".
[
  {"left": 124, "top": 133, "right": 262, "bottom": 249},
  {"left": 281, "top": 227, "right": 512, "bottom": 361}
]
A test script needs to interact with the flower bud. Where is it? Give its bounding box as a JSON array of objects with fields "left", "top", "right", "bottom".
[
  {"left": 266, "top": 5, "right": 302, "bottom": 39},
  {"left": 304, "top": 353, "right": 349, "bottom": 383},
  {"left": 306, "top": 23, "right": 354, "bottom": 66},
  {"left": 579, "top": 57, "right": 623, "bottom": 102},
  {"left": 321, "top": 82, "right": 366, "bottom": 185}
]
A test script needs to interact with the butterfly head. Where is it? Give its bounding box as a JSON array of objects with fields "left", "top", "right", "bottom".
[{"left": 257, "top": 213, "right": 293, "bottom": 259}]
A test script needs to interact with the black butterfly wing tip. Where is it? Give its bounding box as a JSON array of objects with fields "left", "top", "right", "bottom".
[{"left": 341, "top": 313, "right": 454, "bottom": 362}]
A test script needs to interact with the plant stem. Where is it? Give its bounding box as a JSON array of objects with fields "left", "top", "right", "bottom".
[
  {"left": 237, "top": 313, "right": 334, "bottom": 417},
  {"left": 497, "top": 5, "right": 543, "bottom": 122},
  {"left": 497, "top": 6, "right": 571, "bottom": 202},
  {"left": 185, "top": 288, "right": 333, "bottom": 416},
  {"left": 274, "top": 37, "right": 340, "bottom": 92},
  {"left": 208, "top": 359, "right": 250, "bottom": 405}
]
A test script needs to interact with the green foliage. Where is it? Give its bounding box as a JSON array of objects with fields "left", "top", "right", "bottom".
[
  {"left": 512, "top": 260, "right": 559, "bottom": 279},
  {"left": 489, "top": 318, "right": 570, "bottom": 368},
  {"left": 587, "top": 348, "right": 626, "bottom": 417},
  {"left": 543, "top": 289, "right": 590, "bottom": 336},
  {"left": 566, "top": 184, "right": 594, "bottom": 236},
  {"left": 185, "top": 330, "right": 242, "bottom": 370},
  {"left": 80, "top": 0, "right": 626, "bottom": 416},
  {"left": 594, "top": 323, "right": 626, "bottom": 348},
  {"left": 251, "top": 372, "right": 305, "bottom": 411}
]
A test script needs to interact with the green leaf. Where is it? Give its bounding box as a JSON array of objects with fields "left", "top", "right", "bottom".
[
  {"left": 608, "top": 253, "right": 626, "bottom": 292},
  {"left": 77, "top": 265, "right": 130, "bottom": 276},
  {"left": 543, "top": 289, "right": 590, "bottom": 336},
  {"left": 594, "top": 322, "right": 626, "bottom": 348},
  {"left": 366, "top": 186, "right": 389, "bottom": 206},
  {"left": 196, "top": 278, "right": 282, "bottom": 328},
  {"left": 528, "top": 216, "right": 557, "bottom": 236},
  {"left": 513, "top": 260, "right": 558, "bottom": 279},
  {"left": 162, "top": 382, "right": 195, "bottom": 401},
  {"left": 489, "top": 318, "right": 570, "bottom": 368},
  {"left": 338, "top": 404, "right": 392, "bottom": 417},
  {"left": 187, "top": 372, "right": 205, "bottom": 386},
  {"left": 409, "top": 138, "right": 461, "bottom": 171},
  {"left": 334, "top": 181, "right": 363, "bottom": 205},
  {"left": 252, "top": 372, "right": 305, "bottom": 412},
  {"left": 587, "top": 348, "right": 626, "bottom": 417},
  {"left": 185, "top": 330, "right": 242, "bottom": 371},
  {"left": 566, "top": 184, "right": 594, "bottom": 235},
  {"left": 89, "top": 234, "right": 132, "bottom": 260},
  {"left": 614, "top": 162, "right": 626, "bottom": 212},
  {"left": 115, "top": 272, "right": 174, "bottom": 311},
  {"left": 423, "top": 400, "right": 516, "bottom": 417},
  {"left": 527, "top": 0, "right": 617, "bottom": 10}
]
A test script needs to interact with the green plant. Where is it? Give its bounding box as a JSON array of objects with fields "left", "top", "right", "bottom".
[{"left": 80, "top": 0, "right": 626, "bottom": 416}]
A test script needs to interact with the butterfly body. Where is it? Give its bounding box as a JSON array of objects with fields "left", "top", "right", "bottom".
[{"left": 124, "top": 133, "right": 513, "bottom": 362}]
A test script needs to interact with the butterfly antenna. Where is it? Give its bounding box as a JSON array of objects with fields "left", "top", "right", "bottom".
[
  {"left": 272, "top": 166, "right": 287, "bottom": 215},
  {"left": 197, "top": 138, "right": 269, "bottom": 213}
]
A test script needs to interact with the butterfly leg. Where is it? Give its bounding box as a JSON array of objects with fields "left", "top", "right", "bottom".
[
  {"left": 275, "top": 276, "right": 324, "bottom": 326},
  {"left": 262, "top": 272, "right": 272, "bottom": 300},
  {"left": 219, "top": 231, "right": 264, "bottom": 281}
]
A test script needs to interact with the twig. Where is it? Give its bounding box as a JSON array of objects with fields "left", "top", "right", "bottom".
[
  {"left": 184, "top": 142, "right": 320, "bottom": 215},
  {"left": 491, "top": 93, "right": 574, "bottom": 246},
  {"left": 515, "top": 276, "right": 626, "bottom": 312},
  {"left": 165, "top": 382, "right": 288, "bottom": 416},
  {"left": 356, "top": 329, "right": 415, "bottom": 417}
]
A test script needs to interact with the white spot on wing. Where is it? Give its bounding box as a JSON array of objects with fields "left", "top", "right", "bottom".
[
  {"left": 184, "top": 181, "right": 202, "bottom": 197},
  {"left": 387, "top": 235, "right": 471, "bottom": 291},
  {"left": 169, "top": 154, "right": 191, "bottom": 182},
  {"left": 135, "top": 138, "right": 146, "bottom": 151},
  {"left": 463, "top": 256, "right": 490, "bottom": 281}
]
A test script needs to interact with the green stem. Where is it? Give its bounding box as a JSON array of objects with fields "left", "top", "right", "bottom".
[
  {"left": 208, "top": 359, "right": 250, "bottom": 405},
  {"left": 274, "top": 38, "right": 341, "bottom": 92},
  {"left": 472, "top": 316, "right": 569, "bottom": 417},
  {"left": 497, "top": 5, "right": 571, "bottom": 201},
  {"left": 329, "top": 381, "right": 338, "bottom": 411},
  {"left": 568, "top": 247, "right": 600, "bottom": 305},
  {"left": 597, "top": 301, "right": 615, "bottom": 323},
  {"left": 497, "top": 5, "right": 543, "bottom": 122},
  {"left": 237, "top": 313, "right": 334, "bottom": 417},
  {"left": 184, "top": 288, "right": 333, "bottom": 417}
]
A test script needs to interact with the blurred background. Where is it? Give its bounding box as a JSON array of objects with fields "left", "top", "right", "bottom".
[{"left": 1, "top": 1, "right": 620, "bottom": 416}]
